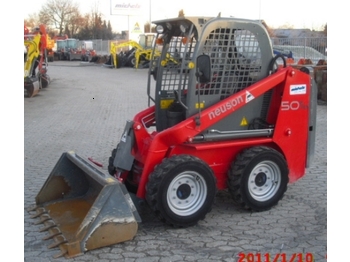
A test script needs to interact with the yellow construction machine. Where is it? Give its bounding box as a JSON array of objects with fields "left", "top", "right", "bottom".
[
  {"left": 105, "top": 40, "right": 150, "bottom": 68},
  {"left": 104, "top": 33, "right": 160, "bottom": 69},
  {"left": 107, "top": 39, "right": 177, "bottom": 69},
  {"left": 24, "top": 24, "right": 50, "bottom": 97}
]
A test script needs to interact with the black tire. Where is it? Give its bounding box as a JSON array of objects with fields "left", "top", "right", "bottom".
[
  {"left": 127, "top": 56, "right": 136, "bottom": 67},
  {"left": 146, "top": 155, "right": 217, "bottom": 227},
  {"left": 228, "top": 146, "right": 289, "bottom": 211},
  {"left": 116, "top": 55, "right": 122, "bottom": 68},
  {"left": 108, "top": 146, "right": 138, "bottom": 193}
]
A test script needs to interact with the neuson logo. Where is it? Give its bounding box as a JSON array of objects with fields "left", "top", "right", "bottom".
[
  {"left": 115, "top": 3, "right": 141, "bottom": 9},
  {"left": 208, "top": 95, "right": 244, "bottom": 120},
  {"left": 290, "top": 84, "right": 306, "bottom": 95}
]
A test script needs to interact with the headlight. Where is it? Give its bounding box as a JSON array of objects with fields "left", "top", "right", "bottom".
[{"left": 156, "top": 25, "right": 164, "bottom": 34}]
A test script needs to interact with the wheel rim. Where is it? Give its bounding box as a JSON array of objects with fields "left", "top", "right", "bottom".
[
  {"left": 131, "top": 58, "right": 136, "bottom": 66},
  {"left": 248, "top": 160, "right": 281, "bottom": 201},
  {"left": 167, "top": 171, "right": 207, "bottom": 216}
]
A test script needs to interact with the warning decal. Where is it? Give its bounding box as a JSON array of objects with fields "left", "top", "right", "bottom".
[
  {"left": 246, "top": 91, "right": 254, "bottom": 103},
  {"left": 240, "top": 117, "right": 248, "bottom": 126},
  {"left": 132, "top": 22, "right": 142, "bottom": 33}
]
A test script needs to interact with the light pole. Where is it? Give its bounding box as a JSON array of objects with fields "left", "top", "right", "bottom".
[
  {"left": 149, "top": 0, "right": 152, "bottom": 32},
  {"left": 259, "top": 0, "right": 261, "bottom": 20}
]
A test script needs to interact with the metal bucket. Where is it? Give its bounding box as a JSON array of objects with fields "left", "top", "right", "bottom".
[{"left": 28, "top": 151, "right": 141, "bottom": 258}]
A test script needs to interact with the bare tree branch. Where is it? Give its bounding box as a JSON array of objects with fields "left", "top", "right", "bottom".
[{"left": 39, "top": 0, "right": 80, "bottom": 35}]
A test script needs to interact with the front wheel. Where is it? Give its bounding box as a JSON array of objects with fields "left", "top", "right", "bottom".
[
  {"left": 146, "top": 155, "right": 216, "bottom": 227},
  {"left": 228, "top": 146, "right": 289, "bottom": 211}
]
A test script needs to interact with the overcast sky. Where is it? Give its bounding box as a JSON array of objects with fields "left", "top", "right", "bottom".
[{"left": 24, "top": 0, "right": 328, "bottom": 31}]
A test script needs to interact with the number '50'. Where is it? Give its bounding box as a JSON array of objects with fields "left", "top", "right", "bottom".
[{"left": 281, "top": 101, "right": 300, "bottom": 111}]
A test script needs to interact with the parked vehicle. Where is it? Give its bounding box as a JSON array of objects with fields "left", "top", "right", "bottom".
[{"left": 28, "top": 15, "right": 317, "bottom": 258}]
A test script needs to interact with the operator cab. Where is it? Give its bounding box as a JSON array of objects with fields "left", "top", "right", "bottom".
[{"left": 147, "top": 16, "right": 274, "bottom": 132}]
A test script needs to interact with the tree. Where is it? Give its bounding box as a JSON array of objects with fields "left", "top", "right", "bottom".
[
  {"left": 106, "top": 21, "right": 114, "bottom": 39},
  {"left": 76, "top": 19, "right": 91, "bottom": 39},
  {"left": 91, "top": 13, "right": 103, "bottom": 39},
  {"left": 25, "top": 14, "right": 57, "bottom": 38},
  {"left": 68, "top": 11, "right": 86, "bottom": 37},
  {"left": 38, "top": 0, "right": 81, "bottom": 36},
  {"left": 278, "top": 23, "right": 294, "bottom": 29},
  {"left": 26, "top": 0, "right": 116, "bottom": 40},
  {"left": 261, "top": 20, "right": 275, "bottom": 37},
  {"left": 24, "top": 14, "right": 40, "bottom": 29},
  {"left": 178, "top": 9, "right": 185, "bottom": 17}
]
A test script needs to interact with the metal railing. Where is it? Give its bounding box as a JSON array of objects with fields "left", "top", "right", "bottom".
[{"left": 271, "top": 37, "right": 327, "bottom": 64}]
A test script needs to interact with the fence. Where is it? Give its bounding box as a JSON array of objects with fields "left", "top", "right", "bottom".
[
  {"left": 271, "top": 37, "right": 327, "bottom": 64},
  {"left": 82, "top": 37, "right": 327, "bottom": 64},
  {"left": 81, "top": 39, "right": 110, "bottom": 56}
]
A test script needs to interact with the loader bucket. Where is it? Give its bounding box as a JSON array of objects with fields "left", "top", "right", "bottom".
[
  {"left": 24, "top": 78, "right": 40, "bottom": 98},
  {"left": 28, "top": 151, "right": 141, "bottom": 258}
]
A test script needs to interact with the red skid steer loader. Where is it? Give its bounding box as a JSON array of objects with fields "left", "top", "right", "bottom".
[{"left": 28, "top": 15, "right": 317, "bottom": 258}]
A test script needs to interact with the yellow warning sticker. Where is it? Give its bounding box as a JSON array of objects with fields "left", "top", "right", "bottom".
[
  {"left": 160, "top": 99, "right": 174, "bottom": 109},
  {"left": 195, "top": 102, "right": 205, "bottom": 109},
  {"left": 240, "top": 117, "right": 248, "bottom": 126}
]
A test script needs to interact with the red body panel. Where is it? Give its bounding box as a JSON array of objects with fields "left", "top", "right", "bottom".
[
  {"left": 271, "top": 70, "right": 311, "bottom": 182},
  {"left": 130, "top": 67, "right": 311, "bottom": 198}
]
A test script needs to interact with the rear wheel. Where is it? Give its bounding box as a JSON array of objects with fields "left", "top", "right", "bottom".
[
  {"left": 146, "top": 155, "right": 216, "bottom": 227},
  {"left": 127, "top": 56, "right": 136, "bottom": 67},
  {"left": 228, "top": 146, "right": 289, "bottom": 211}
]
